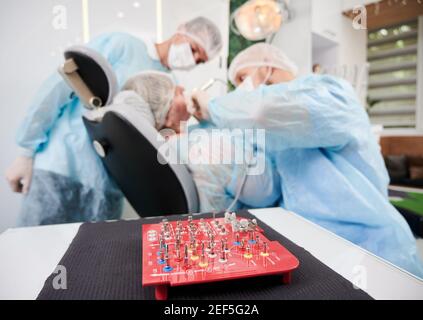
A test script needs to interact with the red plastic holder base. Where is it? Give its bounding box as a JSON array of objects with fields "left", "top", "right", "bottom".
[{"left": 142, "top": 217, "right": 299, "bottom": 300}]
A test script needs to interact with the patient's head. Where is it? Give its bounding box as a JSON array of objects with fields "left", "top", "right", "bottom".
[{"left": 123, "top": 71, "right": 190, "bottom": 133}]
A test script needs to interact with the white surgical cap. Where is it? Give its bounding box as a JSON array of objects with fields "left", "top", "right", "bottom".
[
  {"left": 123, "top": 71, "right": 175, "bottom": 130},
  {"left": 177, "top": 16, "right": 223, "bottom": 61},
  {"left": 228, "top": 43, "right": 299, "bottom": 86}
]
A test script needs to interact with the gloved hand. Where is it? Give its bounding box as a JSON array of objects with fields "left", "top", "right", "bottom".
[
  {"left": 191, "top": 89, "right": 211, "bottom": 121},
  {"left": 5, "top": 156, "right": 34, "bottom": 194}
]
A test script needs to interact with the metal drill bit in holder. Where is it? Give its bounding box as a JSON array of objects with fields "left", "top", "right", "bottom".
[
  {"left": 163, "top": 251, "right": 173, "bottom": 272},
  {"left": 260, "top": 242, "right": 270, "bottom": 257},
  {"left": 198, "top": 242, "right": 209, "bottom": 268},
  {"left": 244, "top": 245, "right": 253, "bottom": 259},
  {"left": 183, "top": 244, "right": 191, "bottom": 269}
]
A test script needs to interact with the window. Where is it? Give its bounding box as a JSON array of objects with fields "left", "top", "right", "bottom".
[{"left": 367, "top": 18, "right": 423, "bottom": 130}]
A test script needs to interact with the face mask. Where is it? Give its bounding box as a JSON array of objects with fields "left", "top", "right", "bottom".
[
  {"left": 236, "top": 67, "right": 273, "bottom": 92},
  {"left": 167, "top": 42, "right": 196, "bottom": 70},
  {"left": 237, "top": 76, "right": 255, "bottom": 92}
]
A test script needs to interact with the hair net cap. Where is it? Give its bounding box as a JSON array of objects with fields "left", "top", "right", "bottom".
[
  {"left": 228, "top": 43, "right": 299, "bottom": 85},
  {"left": 123, "top": 71, "right": 175, "bottom": 130},
  {"left": 177, "top": 16, "right": 223, "bottom": 61}
]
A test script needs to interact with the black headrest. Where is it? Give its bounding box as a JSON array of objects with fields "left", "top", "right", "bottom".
[
  {"left": 64, "top": 46, "right": 118, "bottom": 106},
  {"left": 83, "top": 112, "right": 199, "bottom": 217}
]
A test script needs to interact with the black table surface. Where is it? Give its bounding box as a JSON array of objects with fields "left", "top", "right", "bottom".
[{"left": 37, "top": 211, "right": 373, "bottom": 300}]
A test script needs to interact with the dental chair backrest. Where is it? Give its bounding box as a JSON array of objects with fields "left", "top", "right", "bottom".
[
  {"left": 58, "top": 46, "right": 118, "bottom": 109},
  {"left": 59, "top": 46, "right": 199, "bottom": 217}
]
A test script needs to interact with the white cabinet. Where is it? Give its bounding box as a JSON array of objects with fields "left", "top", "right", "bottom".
[
  {"left": 312, "top": 0, "right": 342, "bottom": 43},
  {"left": 274, "top": 0, "right": 367, "bottom": 96},
  {"left": 273, "top": 0, "right": 313, "bottom": 75}
]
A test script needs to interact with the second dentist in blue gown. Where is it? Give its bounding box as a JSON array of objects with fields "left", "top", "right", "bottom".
[{"left": 192, "top": 43, "right": 423, "bottom": 279}]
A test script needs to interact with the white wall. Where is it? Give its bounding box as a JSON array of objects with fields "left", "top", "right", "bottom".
[
  {"left": 274, "top": 0, "right": 367, "bottom": 83},
  {"left": 88, "top": 0, "right": 157, "bottom": 39},
  {"left": 312, "top": 33, "right": 339, "bottom": 68},
  {"left": 338, "top": 16, "right": 367, "bottom": 69},
  {"left": 338, "top": 16, "right": 368, "bottom": 105},
  {"left": 272, "top": 0, "right": 313, "bottom": 75},
  {"left": 0, "top": 0, "right": 229, "bottom": 232}
]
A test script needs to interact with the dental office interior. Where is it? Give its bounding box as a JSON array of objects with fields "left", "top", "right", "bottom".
[{"left": 1, "top": 0, "right": 423, "bottom": 301}]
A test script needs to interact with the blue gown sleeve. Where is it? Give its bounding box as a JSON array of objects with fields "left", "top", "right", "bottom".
[
  {"left": 208, "top": 75, "right": 369, "bottom": 151},
  {"left": 16, "top": 33, "right": 151, "bottom": 156},
  {"left": 226, "top": 148, "right": 281, "bottom": 208},
  {"left": 16, "top": 73, "right": 73, "bottom": 157},
  {"left": 87, "top": 33, "right": 153, "bottom": 87}
]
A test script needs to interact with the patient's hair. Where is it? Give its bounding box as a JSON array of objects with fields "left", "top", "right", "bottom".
[{"left": 123, "top": 71, "right": 175, "bottom": 129}]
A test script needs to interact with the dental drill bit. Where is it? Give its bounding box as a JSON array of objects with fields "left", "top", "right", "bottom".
[
  {"left": 224, "top": 239, "right": 229, "bottom": 252},
  {"left": 158, "top": 246, "right": 165, "bottom": 265},
  {"left": 199, "top": 242, "right": 208, "bottom": 268},
  {"left": 234, "top": 233, "right": 240, "bottom": 246},
  {"left": 219, "top": 250, "right": 227, "bottom": 263},
  {"left": 260, "top": 242, "right": 269, "bottom": 257},
  {"left": 249, "top": 231, "right": 255, "bottom": 244},
  {"left": 244, "top": 245, "right": 253, "bottom": 259},
  {"left": 209, "top": 242, "right": 216, "bottom": 258},
  {"left": 183, "top": 244, "right": 191, "bottom": 269},
  {"left": 175, "top": 245, "right": 181, "bottom": 262},
  {"left": 163, "top": 251, "right": 173, "bottom": 272},
  {"left": 191, "top": 243, "right": 199, "bottom": 261}
]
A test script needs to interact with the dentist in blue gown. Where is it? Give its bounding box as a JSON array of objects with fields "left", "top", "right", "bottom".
[
  {"left": 5, "top": 17, "right": 222, "bottom": 226},
  {"left": 192, "top": 43, "right": 423, "bottom": 279}
]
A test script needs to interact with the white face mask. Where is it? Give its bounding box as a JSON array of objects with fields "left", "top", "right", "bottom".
[
  {"left": 236, "top": 67, "right": 272, "bottom": 92},
  {"left": 167, "top": 42, "right": 196, "bottom": 70},
  {"left": 237, "top": 76, "right": 255, "bottom": 92}
]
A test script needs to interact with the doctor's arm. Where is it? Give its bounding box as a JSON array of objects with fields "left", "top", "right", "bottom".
[
  {"left": 208, "top": 76, "right": 366, "bottom": 151},
  {"left": 226, "top": 151, "right": 281, "bottom": 208},
  {"left": 16, "top": 73, "right": 74, "bottom": 157},
  {"left": 5, "top": 72, "right": 73, "bottom": 193}
]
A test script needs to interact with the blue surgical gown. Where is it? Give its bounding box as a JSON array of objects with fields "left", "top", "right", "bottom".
[
  {"left": 16, "top": 32, "right": 168, "bottom": 226},
  {"left": 208, "top": 74, "right": 423, "bottom": 279}
]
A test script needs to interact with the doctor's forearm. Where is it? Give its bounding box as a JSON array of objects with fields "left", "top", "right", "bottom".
[{"left": 16, "top": 73, "right": 72, "bottom": 154}]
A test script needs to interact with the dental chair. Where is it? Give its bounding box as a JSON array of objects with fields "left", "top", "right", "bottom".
[{"left": 58, "top": 46, "right": 199, "bottom": 217}]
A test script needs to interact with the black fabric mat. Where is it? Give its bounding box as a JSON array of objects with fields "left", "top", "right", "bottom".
[{"left": 37, "top": 212, "right": 373, "bottom": 300}]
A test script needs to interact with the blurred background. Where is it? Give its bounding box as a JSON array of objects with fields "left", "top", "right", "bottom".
[{"left": 0, "top": 0, "right": 422, "bottom": 235}]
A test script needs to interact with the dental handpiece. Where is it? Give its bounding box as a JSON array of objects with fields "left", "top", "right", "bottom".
[
  {"left": 200, "top": 79, "right": 216, "bottom": 91},
  {"left": 185, "top": 80, "right": 214, "bottom": 116},
  {"left": 187, "top": 78, "right": 227, "bottom": 116},
  {"left": 200, "top": 78, "right": 227, "bottom": 91}
]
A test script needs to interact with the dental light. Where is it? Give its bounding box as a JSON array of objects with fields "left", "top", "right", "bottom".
[{"left": 231, "top": 0, "right": 291, "bottom": 41}]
